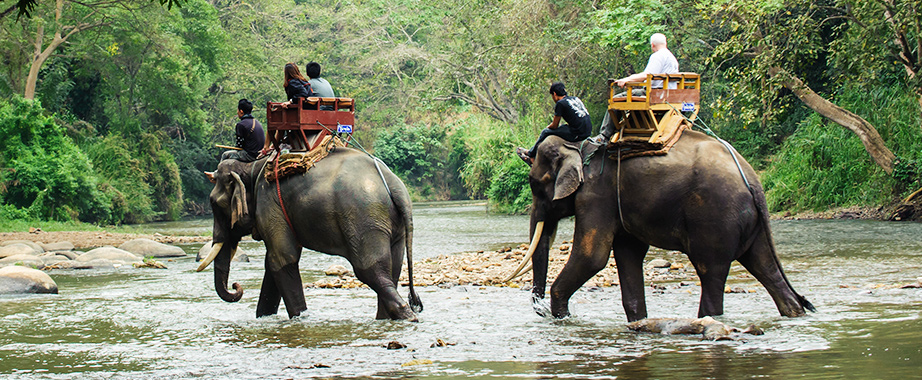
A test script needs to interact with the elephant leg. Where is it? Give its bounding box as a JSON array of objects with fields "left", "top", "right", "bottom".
[
  {"left": 256, "top": 268, "right": 282, "bottom": 318},
  {"left": 353, "top": 261, "right": 417, "bottom": 321},
  {"left": 389, "top": 238, "right": 405, "bottom": 284},
  {"left": 273, "top": 263, "right": 307, "bottom": 318},
  {"left": 531, "top": 219, "right": 559, "bottom": 300},
  {"left": 351, "top": 234, "right": 417, "bottom": 321},
  {"left": 264, "top": 233, "right": 307, "bottom": 319},
  {"left": 737, "top": 239, "right": 806, "bottom": 317},
  {"left": 550, "top": 221, "right": 616, "bottom": 319},
  {"left": 692, "top": 259, "right": 731, "bottom": 318},
  {"left": 611, "top": 234, "right": 650, "bottom": 322}
]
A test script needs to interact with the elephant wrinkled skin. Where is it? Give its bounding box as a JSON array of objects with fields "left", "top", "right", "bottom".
[
  {"left": 201, "top": 148, "right": 422, "bottom": 321},
  {"left": 524, "top": 132, "right": 814, "bottom": 321}
]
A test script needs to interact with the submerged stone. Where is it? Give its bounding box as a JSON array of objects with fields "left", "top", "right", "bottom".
[
  {"left": 0, "top": 243, "right": 40, "bottom": 258},
  {"left": 0, "top": 254, "right": 45, "bottom": 268},
  {"left": 0, "top": 266, "right": 58, "bottom": 294},
  {"left": 119, "top": 238, "right": 185, "bottom": 258},
  {"left": 78, "top": 247, "right": 142, "bottom": 264}
]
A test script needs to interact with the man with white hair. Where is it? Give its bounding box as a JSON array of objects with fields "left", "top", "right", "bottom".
[{"left": 593, "top": 32, "right": 679, "bottom": 143}]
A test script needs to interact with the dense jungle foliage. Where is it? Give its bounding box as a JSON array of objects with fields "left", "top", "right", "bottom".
[{"left": 1, "top": 0, "right": 920, "bottom": 226}]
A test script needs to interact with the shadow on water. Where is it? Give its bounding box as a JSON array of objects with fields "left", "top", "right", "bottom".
[{"left": 2, "top": 203, "right": 922, "bottom": 378}]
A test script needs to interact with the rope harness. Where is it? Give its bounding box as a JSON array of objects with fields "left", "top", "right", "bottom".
[
  {"left": 587, "top": 105, "right": 751, "bottom": 233},
  {"left": 664, "top": 103, "right": 752, "bottom": 191},
  {"left": 266, "top": 121, "right": 393, "bottom": 238},
  {"left": 316, "top": 120, "right": 392, "bottom": 196},
  {"left": 273, "top": 151, "right": 297, "bottom": 235}
]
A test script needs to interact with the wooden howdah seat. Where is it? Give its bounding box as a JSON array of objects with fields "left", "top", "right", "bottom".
[
  {"left": 607, "top": 73, "right": 701, "bottom": 144},
  {"left": 266, "top": 97, "right": 355, "bottom": 151}
]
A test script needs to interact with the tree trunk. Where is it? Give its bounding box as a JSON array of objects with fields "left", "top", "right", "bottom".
[
  {"left": 24, "top": 27, "right": 64, "bottom": 100},
  {"left": 770, "top": 67, "right": 896, "bottom": 174},
  {"left": 23, "top": 0, "right": 102, "bottom": 100}
]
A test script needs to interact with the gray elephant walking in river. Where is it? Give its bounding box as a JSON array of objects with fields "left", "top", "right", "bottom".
[
  {"left": 515, "top": 132, "right": 814, "bottom": 321},
  {"left": 198, "top": 148, "right": 422, "bottom": 321}
]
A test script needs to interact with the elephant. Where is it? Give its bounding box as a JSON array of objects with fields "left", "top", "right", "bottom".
[
  {"left": 511, "top": 131, "right": 814, "bottom": 321},
  {"left": 197, "top": 147, "right": 422, "bottom": 321}
]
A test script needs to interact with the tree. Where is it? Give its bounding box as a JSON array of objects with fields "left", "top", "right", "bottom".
[
  {"left": 826, "top": 0, "right": 922, "bottom": 129},
  {"left": 13, "top": 0, "right": 136, "bottom": 99},
  {"left": 700, "top": 0, "right": 897, "bottom": 173},
  {"left": 1, "top": 0, "right": 183, "bottom": 19}
]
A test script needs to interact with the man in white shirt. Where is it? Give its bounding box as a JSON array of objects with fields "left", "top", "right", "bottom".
[{"left": 594, "top": 33, "right": 679, "bottom": 143}]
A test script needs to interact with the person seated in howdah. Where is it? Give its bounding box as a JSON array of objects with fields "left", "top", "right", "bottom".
[{"left": 593, "top": 32, "right": 679, "bottom": 144}]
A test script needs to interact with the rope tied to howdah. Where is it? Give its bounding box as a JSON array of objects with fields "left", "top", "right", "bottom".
[{"left": 265, "top": 134, "right": 346, "bottom": 181}]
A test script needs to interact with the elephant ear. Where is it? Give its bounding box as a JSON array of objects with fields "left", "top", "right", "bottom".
[
  {"left": 230, "top": 172, "right": 248, "bottom": 228},
  {"left": 553, "top": 144, "right": 584, "bottom": 200}
]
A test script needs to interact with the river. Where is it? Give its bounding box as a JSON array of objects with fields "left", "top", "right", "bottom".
[{"left": 1, "top": 201, "right": 921, "bottom": 378}]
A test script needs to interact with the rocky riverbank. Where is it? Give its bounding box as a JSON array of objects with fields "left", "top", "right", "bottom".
[
  {"left": 310, "top": 241, "right": 759, "bottom": 292},
  {"left": 0, "top": 230, "right": 210, "bottom": 250}
]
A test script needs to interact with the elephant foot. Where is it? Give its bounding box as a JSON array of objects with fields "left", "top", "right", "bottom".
[
  {"left": 550, "top": 300, "right": 571, "bottom": 319},
  {"left": 377, "top": 302, "right": 418, "bottom": 322},
  {"left": 286, "top": 306, "right": 306, "bottom": 319},
  {"left": 256, "top": 309, "right": 277, "bottom": 318},
  {"left": 532, "top": 293, "right": 551, "bottom": 318}
]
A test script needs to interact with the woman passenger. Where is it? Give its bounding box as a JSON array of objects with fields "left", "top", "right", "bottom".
[{"left": 264, "top": 63, "right": 314, "bottom": 154}]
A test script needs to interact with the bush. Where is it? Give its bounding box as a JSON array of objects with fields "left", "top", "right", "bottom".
[
  {"left": 374, "top": 122, "right": 466, "bottom": 200},
  {"left": 486, "top": 155, "right": 532, "bottom": 213},
  {"left": 85, "top": 134, "right": 156, "bottom": 223},
  {"left": 0, "top": 97, "right": 112, "bottom": 223},
  {"left": 761, "top": 84, "right": 922, "bottom": 211}
]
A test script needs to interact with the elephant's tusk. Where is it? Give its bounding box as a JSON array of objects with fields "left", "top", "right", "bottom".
[
  {"left": 509, "top": 263, "right": 533, "bottom": 280},
  {"left": 502, "top": 221, "right": 544, "bottom": 283},
  {"left": 196, "top": 242, "right": 223, "bottom": 272}
]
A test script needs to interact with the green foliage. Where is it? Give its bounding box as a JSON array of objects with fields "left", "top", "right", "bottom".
[
  {"left": 4, "top": 0, "right": 922, "bottom": 224},
  {"left": 486, "top": 156, "right": 532, "bottom": 214},
  {"left": 374, "top": 122, "right": 465, "bottom": 200},
  {"left": 84, "top": 134, "right": 153, "bottom": 223},
  {"left": 170, "top": 139, "right": 218, "bottom": 208},
  {"left": 762, "top": 83, "right": 922, "bottom": 210},
  {"left": 588, "top": 0, "right": 669, "bottom": 53},
  {"left": 0, "top": 96, "right": 112, "bottom": 222}
]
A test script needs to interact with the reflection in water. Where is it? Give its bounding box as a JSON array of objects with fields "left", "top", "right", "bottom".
[{"left": 1, "top": 203, "right": 921, "bottom": 378}]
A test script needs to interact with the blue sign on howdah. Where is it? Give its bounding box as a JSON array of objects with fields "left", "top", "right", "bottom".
[{"left": 337, "top": 124, "right": 353, "bottom": 133}]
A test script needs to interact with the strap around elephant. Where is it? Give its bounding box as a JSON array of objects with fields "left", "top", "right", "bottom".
[{"left": 273, "top": 152, "right": 297, "bottom": 234}]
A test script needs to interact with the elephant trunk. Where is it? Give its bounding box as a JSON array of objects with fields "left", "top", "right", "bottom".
[{"left": 212, "top": 240, "right": 243, "bottom": 303}]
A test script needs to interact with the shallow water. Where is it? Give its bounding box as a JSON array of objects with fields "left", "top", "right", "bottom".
[{"left": 2, "top": 202, "right": 921, "bottom": 379}]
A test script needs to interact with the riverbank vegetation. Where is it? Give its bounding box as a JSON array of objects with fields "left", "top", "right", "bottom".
[{"left": 1, "top": 0, "right": 920, "bottom": 228}]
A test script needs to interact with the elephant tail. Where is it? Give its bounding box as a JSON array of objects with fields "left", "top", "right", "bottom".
[
  {"left": 386, "top": 170, "right": 423, "bottom": 313},
  {"left": 749, "top": 181, "right": 816, "bottom": 313},
  {"left": 400, "top": 195, "right": 423, "bottom": 313}
]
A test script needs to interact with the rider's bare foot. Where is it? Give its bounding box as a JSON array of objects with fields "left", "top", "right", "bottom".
[{"left": 516, "top": 147, "right": 533, "bottom": 166}]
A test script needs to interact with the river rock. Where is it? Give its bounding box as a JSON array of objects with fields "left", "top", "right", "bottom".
[
  {"left": 0, "top": 243, "right": 40, "bottom": 259},
  {"left": 77, "top": 247, "right": 142, "bottom": 264},
  {"left": 648, "top": 259, "right": 671, "bottom": 268},
  {"left": 0, "top": 254, "right": 45, "bottom": 268},
  {"left": 41, "top": 255, "right": 70, "bottom": 266},
  {"left": 118, "top": 238, "right": 185, "bottom": 258},
  {"left": 40, "top": 241, "right": 75, "bottom": 252},
  {"left": 196, "top": 241, "right": 249, "bottom": 263},
  {"left": 0, "top": 265, "right": 57, "bottom": 294},
  {"left": 52, "top": 259, "right": 122, "bottom": 270},
  {"left": 0, "top": 240, "right": 44, "bottom": 253},
  {"left": 325, "top": 264, "right": 351, "bottom": 276},
  {"left": 45, "top": 251, "right": 78, "bottom": 260}
]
